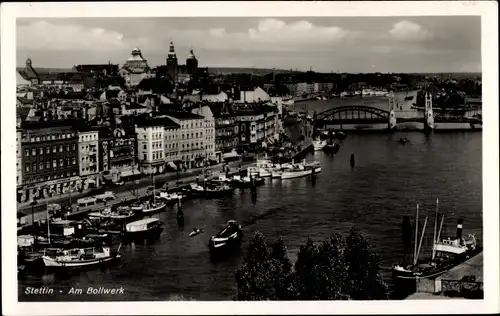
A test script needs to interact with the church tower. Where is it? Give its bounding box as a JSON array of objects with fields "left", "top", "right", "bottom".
[
  {"left": 186, "top": 49, "right": 198, "bottom": 78},
  {"left": 166, "top": 41, "right": 178, "bottom": 82}
]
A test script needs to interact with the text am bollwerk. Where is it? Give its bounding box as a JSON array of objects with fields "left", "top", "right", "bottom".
[{"left": 24, "top": 286, "right": 125, "bottom": 295}]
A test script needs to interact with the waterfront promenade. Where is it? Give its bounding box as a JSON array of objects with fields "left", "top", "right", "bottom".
[{"left": 18, "top": 160, "right": 254, "bottom": 225}]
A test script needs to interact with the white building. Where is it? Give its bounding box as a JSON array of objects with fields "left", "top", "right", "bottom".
[
  {"left": 165, "top": 112, "right": 206, "bottom": 169},
  {"left": 240, "top": 87, "right": 270, "bottom": 103},
  {"left": 77, "top": 130, "right": 100, "bottom": 189},
  {"left": 119, "top": 47, "right": 154, "bottom": 87},
  {"left": 134, "top": 116, "right": 178, "bottom": 175},
  {"left": 202, "top": 91, "right": 228, "bottom": 103},
  {"left": 191, "top": 105, "right": 216, "bottom": 160}
]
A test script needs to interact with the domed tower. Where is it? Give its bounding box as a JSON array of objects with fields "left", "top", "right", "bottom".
[
  {"left": 166, "top": 41, "right": 178, "bottom": 80},
  {"left": 186, "top": 49, "right": 198, "bottom": 77}
]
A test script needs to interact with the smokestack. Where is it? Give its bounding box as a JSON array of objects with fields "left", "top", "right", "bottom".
[{"left": 456, "top": 219, "right": 463, "bottom": 241}]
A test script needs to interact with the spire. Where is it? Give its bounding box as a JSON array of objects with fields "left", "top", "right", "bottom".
[
  {"left": 187, "top": 49, "right": 196, "bottom": 60},
  {"left": 168, "top": 41, "right": 176, "bottom": 56}
]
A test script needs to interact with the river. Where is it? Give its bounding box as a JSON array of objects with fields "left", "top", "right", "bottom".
[{"left": 18, "top": 95, "right": 482, "bottom": 301}]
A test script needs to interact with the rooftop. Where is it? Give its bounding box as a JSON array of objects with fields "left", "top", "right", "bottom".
[
  {"left": 134, "top": 114, "right": 180, "bottom": 129},
  {"left": 165, "top": 111, "right": 204, "bottom": 120}
]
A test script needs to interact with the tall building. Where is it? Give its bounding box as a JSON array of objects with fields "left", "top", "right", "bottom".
[
  {"left": 191, "top": 105, "right": 216, "bottom": 160},
  {"left": 165, "top": 112, "right": 206, "bottom": 169},
  {"left": 210, "top": 103, "right": 239, "bottom": 163},
  {"left": 186, "top": 50, "right": 198, "bottom": 77},
  {"left": 235, "top": 105, "right": 279, "bottom": 152},
  {"left": 19, "top": 120, "right": 80, "bottom": 203},
  {"left": 77, "top": 130, "right": 100, "bottom": 189},
  {"left": 166, "top": 42, "right": 178, "bottom": 82},
  {"left": 135, "top": 116, "right": 179, "bottom": 175}
]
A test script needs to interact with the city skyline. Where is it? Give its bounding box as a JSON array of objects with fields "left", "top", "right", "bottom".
[{"left": 17, "top": 16, "right": 481, "bottom": 73}]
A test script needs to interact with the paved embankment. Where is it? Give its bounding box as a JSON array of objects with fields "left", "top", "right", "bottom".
[{"left": 19, "top": 161, "right": 254, "bottom": 226}]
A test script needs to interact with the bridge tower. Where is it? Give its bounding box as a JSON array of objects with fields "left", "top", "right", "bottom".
[
  {"left": 388, "top": 91, "right": 397, "bottom": 130},
  {"left": 424, "top": 92, "right": 435, "bottom": 131}
]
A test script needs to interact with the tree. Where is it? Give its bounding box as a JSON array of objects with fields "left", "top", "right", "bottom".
[
  {"left": 235, "top": 232, "right": 293, "bottom": 300},
  {"left": 235, "top": 229, "right": 388, "bottom": 301}
]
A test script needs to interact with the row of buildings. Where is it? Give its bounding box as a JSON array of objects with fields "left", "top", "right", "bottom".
[{"left": 16, "top": 102, "right": 280, "bottom": 204}]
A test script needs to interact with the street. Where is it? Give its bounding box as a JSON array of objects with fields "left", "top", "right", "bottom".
[{"left": 19, "top": 160, "right": 254, "bottom": 225}]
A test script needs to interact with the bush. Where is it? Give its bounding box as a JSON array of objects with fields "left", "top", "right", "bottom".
[{"left": 235, "top": 228, "right": 388, "bottom": 300}]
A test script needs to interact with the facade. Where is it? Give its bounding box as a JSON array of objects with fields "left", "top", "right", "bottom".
[
  {"left": 191, "top": 105, "right": 216, "bottom": 160},
  {"left": 210, "top": 104, "right": 239, "bottom": 162},
  {"left": 135, "top": 116, "right": 179, "bottom": 174},
  {"left": 19, "top": 120, "right": 80, "bottom": 203},
  {"left": 164, "top": 120, "right": 180, "bottom": 167},
  {"left": 240, "top": 87, "right": 270, "bottom": 103},
  {"left": 78, "top": 130, "right": 100, "bottom": 189},
  {"left": 313, "top": 82, "right": 334, "bottom": 93},
  {"left": 119, "top": 47, "right": 154, "bottom": 87},
  {"left": 165, "top": 112, "right": 206, "bottom": 169},
  {"left": 235, "top": 105, "right": 279, "bottom": 152},
  {"left": 16, "top": 130, "right": 23, "bottom": 190},
  {"left": 99, "top": 125, "right": 138, "bottom": 181}
]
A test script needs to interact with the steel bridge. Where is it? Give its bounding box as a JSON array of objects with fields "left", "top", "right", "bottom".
[{"left": 314, "top": 105, "right": 482, "bottom": 128}]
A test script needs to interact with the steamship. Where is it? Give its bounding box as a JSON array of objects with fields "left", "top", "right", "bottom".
[{"left": 392, "top": 200, "right": 481, "bottom": 281}]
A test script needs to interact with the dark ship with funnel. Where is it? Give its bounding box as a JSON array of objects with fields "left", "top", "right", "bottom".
[{"left": 392, "top": 199, "right": 481, "bottom": 281}]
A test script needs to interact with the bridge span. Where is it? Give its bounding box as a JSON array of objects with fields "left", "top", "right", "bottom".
[{"left": 312, "top": 94, "right": 482, "bottom": 132}]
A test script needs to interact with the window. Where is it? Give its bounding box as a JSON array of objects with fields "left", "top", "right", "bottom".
[
  {"left": 143, "top": 144, "right": 147, "bottom": 150},
  {"left": 59, "top": 145, "right": 63, "bottom": 152},
  {"left": 32, "top": 148, "right": 36, "bottom": 156},
  {"left": 46, "top": 146, "right": 50, "bottom": 154},
  {"left": 51, "top": 135, "right": 55, "bottom": 140},
  {"left": 39, "top": 162, "right": 44, "bottom": 170},
  {"left": 143, "top": 154, "right": 147, "bottom": 160},
  {"left": 32, "top": 162, "right": 36, "bottom": 171},
  {"left": 25, "top": 149, "right": 29, "bottom": 156},
  {"left": 39, "top": 148, "right": 43, "bottom": 155},
  {"left": 53, "top": 160, "right": 57, "bottom": 168},
  {"left": 59, "top": 159, "right": 64, "bottom": 167},
  {"left": 72, "top": 157, "right": 76, "bottom": 165},
  {"left": 66, "top": 144, "right": 69, "bottom": 151},
  {"left": 25, "top": 164, "right": 30, "bottom": 172},
  {"left": 46, "top": 161, "right": 50, "bottom": 169},
  {"left": 36, "top": 136, "right": 40, "bottom": 142}
]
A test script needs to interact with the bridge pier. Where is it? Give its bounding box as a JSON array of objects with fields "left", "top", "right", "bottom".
[
  {"left": 388, "top": 91, "right": 397, "bottom": 130},
  {"left": 424, "top": 92, "right": 435, "bottom": 132}
]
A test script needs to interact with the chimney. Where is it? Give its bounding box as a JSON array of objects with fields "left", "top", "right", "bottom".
[{"left": 456, "top": 219, "right": 463, "bottom": 242}]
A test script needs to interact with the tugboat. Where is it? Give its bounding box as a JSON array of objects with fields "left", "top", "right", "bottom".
[
  {"left": 392, "top": 200, "right": 481, "bottom": 282},
  {"left": 208, "top": 220, "right": 243, "bottom": 253}
]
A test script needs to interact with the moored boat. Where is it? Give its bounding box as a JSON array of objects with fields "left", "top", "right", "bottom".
[
  {"left": 123, "top": 218, "right": 164, "bottom": 241},
  {"left": 313, "top": 139, "right": 327, "bottom": 151},
  {"left": 304, "top": 161, "right": 322, "bottom": 174},
  {"left": 392, "top": 200, "right": 482, "bottom": 282},
  {"left": 41, "top": 245, "right": 121, "bottom": 268},
  {"left": 281, "top": 164, "right": 313, "bottom": 180},
  {"left": 141, "top": 201, "right": 167, "bottom": 214}
]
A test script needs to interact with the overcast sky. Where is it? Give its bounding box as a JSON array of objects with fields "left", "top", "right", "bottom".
[{"left": 16, "top": 16, "right": 481, "bottom": 73}]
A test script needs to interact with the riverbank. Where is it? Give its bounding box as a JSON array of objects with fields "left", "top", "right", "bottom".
[{"left": 18, "top": 161, "right": 254, "bottom": 226}]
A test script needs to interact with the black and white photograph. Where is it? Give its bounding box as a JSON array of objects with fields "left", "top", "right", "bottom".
[{"left": 1, "top": 1, "right": 498, "bottom": 315}]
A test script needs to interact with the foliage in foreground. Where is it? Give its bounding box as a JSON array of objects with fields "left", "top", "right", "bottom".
[{"left": 235, "top": 228, "right": 389, "bottom": 300}]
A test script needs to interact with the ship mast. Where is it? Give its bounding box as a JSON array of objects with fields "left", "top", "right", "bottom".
[
  {"left": 46, "top": 200, "right": 51, "bottom": 244},
  {"left": 431, "top": 198, "right": 439, "bottom": 260},
  {"left": 413, "top": 204, "right": 419, "bottom": 265},
  {"left": 415, "top": 215, "right": 428, "bottom": 265}
]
